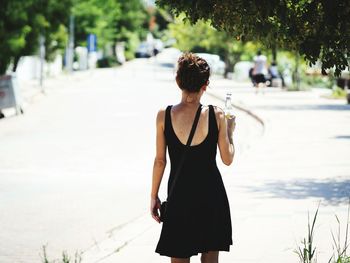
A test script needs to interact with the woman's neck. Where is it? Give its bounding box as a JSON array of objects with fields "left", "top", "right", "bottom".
[{"left": 180, "top": 91, "right": 202, "bottom": 106}]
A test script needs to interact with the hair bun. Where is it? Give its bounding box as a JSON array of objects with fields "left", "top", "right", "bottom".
[{"left": 176, "top": 52, "right": 210, "bottom": 93}]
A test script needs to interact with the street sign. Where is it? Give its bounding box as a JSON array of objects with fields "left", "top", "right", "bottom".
[
  {"left": 87, "top": 34, "right": 97, "bottom": 53},
  {"left": 0, "top": 74, "right": 23, "bottom": 115}
]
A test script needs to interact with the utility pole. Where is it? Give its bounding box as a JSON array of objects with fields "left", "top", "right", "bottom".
[
  {"left": 66, "top": 14, "right": 75, "bottom": 73},
  {"left": 39, "top": 34, "right": 45, "bottom": 93}
]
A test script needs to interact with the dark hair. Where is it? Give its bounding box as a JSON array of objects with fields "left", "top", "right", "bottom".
[
  {"left": 176, "top": 52, "right": 210, "bottom": 93},
  {"left": 257, "top": 50, "right": 262, "bottom": 56}
]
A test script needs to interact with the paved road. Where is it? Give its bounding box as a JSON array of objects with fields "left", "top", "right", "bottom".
[
  {"left": 82, "top": 70, "right": 350, "bottom": 263},
  {"left": 0, "top": 59, "right": 260, "bottom": 262}
]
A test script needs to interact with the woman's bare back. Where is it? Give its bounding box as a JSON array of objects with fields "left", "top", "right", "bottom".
[{"left": 170, "top": 104, "right": 212, "bottom": 146}]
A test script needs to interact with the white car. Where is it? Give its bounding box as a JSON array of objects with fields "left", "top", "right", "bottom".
[
  {"left": 196, "top": 53, "right": 226, "bottom": 75},
  {"left": 135, "top": 42, "right": 153, "bottom": 58},
  {"left": 233, "top": 61, "right": 254, "bottom": 81},
  {"left": 156, "top": 48, "right": 182, "bottom": 68}
]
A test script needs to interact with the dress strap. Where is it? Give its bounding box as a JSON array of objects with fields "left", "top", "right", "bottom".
[
  {"left": 209, "top": 105, "right": 219, "bottom": 134},
  {"left": 164, "top": 105, "right": 172, "bottom": 134}
]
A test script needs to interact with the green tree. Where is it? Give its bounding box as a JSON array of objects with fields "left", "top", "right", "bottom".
[
  {"left": 147, "top": 7, "right": 173, "bottom": 39},
  {"left": 114, "top": 0, "right": 150, "bottom": 59},
  {"left": 73, "top": 0, "right": 121, "bottom": 51},
  {"left": 0, "top": 0, "right": 72, "bottom": 75},
  {"left": 156, "top": 0, "right": 350, "bottom": 75},
  {"left": 73, "top": 0, "right": 150, "bottom": 60},
  {"left": 0, "top": 0, "right": 32, "bottom": 74},
  {"left": 166, "top": 16, "right": 261, "bottom": 75}
]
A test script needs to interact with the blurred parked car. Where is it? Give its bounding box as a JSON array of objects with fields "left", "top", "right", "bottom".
[
  {"left": 155, "top": 47, "right": 181, "bottom": 68},
  {"left": 135, "top": 42, "right": 153, "bottom": 58},
  {"left": 153, "top": 39, "right": 164, "bottom": 56},
  {"left": 336, "top": 68, "right": 350, "bottom": 90},
  {"left": 336, "top": 68, "right": 350, "bottom": 103},
  {"left": 233, "top": 61, "right": 254, "bottom": 81},
  {"left": 196, "top": 53, "right": 226, "bottom": 75}
]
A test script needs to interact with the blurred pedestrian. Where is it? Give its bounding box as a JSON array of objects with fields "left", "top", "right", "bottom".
[
  {"left": 252, "top": 50, "right": 268, "bottom": 94},
  {"left": 249, "top": 67, "right": 256, "bottom": 87},
  {"left": 151, "top": 52, "right": 235, "bottom": 263},
  {"left": 268, "top": 61, "right": 285, "bottom": 87},
  {"left": 269, "top": 61, "right": 279, "bottom": 79}
]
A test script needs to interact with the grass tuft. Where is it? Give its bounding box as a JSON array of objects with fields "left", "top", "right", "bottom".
[
  {"left": 40, "top": 245, "right": 82, "bottom": 263},
  {"left": 295, "top": 202, "right": 320, "bottom": 263}
]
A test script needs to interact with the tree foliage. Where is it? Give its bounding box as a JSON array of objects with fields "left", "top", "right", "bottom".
[
  {"left": 0, "top": 0, "right": 31, "bottom": 74},
  {"left": 0, "top": 0, "right": 72, "bottom": 74},
  {"left": 73, "top": 0, "right": 149, "bottom": 59},
  {"left": 0, "top": 0, "right": 151, "bottom": 74},
  {"left": 114, "top": 0, "right": 150, "bottom": 59},
  {"left": 73, "top": 0, "right": 121, "bottom": 50},
  {"left": 156, "top": 0, "right": 350, "bottom": 75},
  {"left": 166, "top": 16, "right": 262, "bottom": 74}
]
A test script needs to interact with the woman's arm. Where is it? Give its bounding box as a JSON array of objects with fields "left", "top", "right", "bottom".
[
  {"left": 216, "top": 106, "right": 235, "bottom": 166},
  {"left": 150, "top": 109, "right": 167, "bottom": 223}
]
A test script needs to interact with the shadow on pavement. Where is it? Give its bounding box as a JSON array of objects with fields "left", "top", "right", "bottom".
[
  {"left": 255, "top": 104, "right": 350, "bottom": 111},
  {"left": 333, "top": 135, "right": 350, "bottom": 139},
  {"left": 247, "top": 177, "right": 350, "bottom": 205},
  {"left": 158, "top": 62, "right": 175, "bottom": 68}
]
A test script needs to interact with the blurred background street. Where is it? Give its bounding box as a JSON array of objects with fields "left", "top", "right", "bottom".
[
  {"left": 1, "top": 57, "right": 350, "bottom": 263},
  {"left": 0, "top": 58, "right": 261, "bottom": 262},
  {"left": 1, "top": 0, "right": 350, "bottom": 262}
]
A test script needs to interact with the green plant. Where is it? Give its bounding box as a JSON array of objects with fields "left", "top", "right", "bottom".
[
  {"left": 302, "top": 75, "right": 329, "bottom": 89},
  {"left": 295, "top": 203, "right": 320, "bottom": 263},
  {"left": 41, "top": 245, "right": 49, "bottom": 263},
  {"left": 295, "top": 199, "right": 350, "bottom": 263},
  {"left": 331, "top": 87, "right": 347, "bottom": 99},
  {"left": 97, "top": 56, "right": 119, "bottom": 68},
  {"left": 40, "top": 245, "right": 82, "bottom": 263},
  {"left": 328, "top": 199, "right": 350, "bottom": 263},
  {"left": 286, "top": 85, "right": 311, "bottom": 92}
]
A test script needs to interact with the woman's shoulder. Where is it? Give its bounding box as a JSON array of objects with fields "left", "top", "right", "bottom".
[
  {"left": 155, "top": 106, "right": 171, "bottom": 128},
  {"left": 207, "top": 105, "right": 225, "bottom": 130},
  {"left": 209, "top": 105, "right": 225, "bottom": 119},
  {"left": 157, "top": 104, "right": 173, "bottom": 114},
  {"left": 156, "top": 106, "right": 167, "bottom": 119}
]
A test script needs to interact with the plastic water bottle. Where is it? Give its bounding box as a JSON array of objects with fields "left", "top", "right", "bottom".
[{"left": 224, "top": 93, "right": 235, "bottom": 119}]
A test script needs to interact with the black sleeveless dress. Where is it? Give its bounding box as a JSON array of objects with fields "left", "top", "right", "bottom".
[{"left": 155, "top": 104, "right": 233, "bottom": 258}]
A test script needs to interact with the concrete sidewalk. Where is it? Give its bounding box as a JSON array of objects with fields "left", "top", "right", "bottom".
[
  {"left": 82, "top": 79, "right": 350, "bottom": 263},
  {"left": 5, "top": 62, "right": 349, "bottom": 262},
  {"left": 1, "top": 70, "right": 97, "bottom": 117},
  {"left": 0, "top": 61, "right": 263, "bottom": 263}
]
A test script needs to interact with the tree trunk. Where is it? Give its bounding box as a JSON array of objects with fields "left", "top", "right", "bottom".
[
  {"left": 224, "top": 48, "right": 230, "bottom": 79},
  {"left": 294, "top": 52, "right": 301, "bottom": 90},
  {"left": 0, "top": 64, "right": 7, "bottom": 75},
  {"left": 224, "top": 44, "right": 233, "bottom": 79},
  {"left": 13, "top": 56, "right": 21, "bottom": 72},
  {"left": 272, "top": 43, "right": 277, "bottom": 62}
]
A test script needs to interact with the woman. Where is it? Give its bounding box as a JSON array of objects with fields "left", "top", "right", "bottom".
[{"left": 150, "top": 52, "right": 235, "bottom": 263}]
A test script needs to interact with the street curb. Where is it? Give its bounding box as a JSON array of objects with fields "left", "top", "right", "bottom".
[
  {"left": 81, "top": 214, "right": 153, "bottom": 263},
  {"left": 206, "top": 89, "right": 265, "bottom": 129}
]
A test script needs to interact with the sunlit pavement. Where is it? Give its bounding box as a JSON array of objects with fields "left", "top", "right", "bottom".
[
  {"left": 80, "top": 61, "right": 350, "bottom": 263},
  {"left": 1, "top": 58, "right": 350, "bottom": 263},
  {"left": 0, "top": 58, "right": 259, "bottom": 263},
  {"left": 202, "top": 83, "right": 350, "bottom": 262}
]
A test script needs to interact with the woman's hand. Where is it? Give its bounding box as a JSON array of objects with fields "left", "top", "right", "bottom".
[
  {"left": 226, "top": 116, "right": 236, "bottom": 143},
  {"left": 150, "top": 196, "right": 161, "bottom": 223}
]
